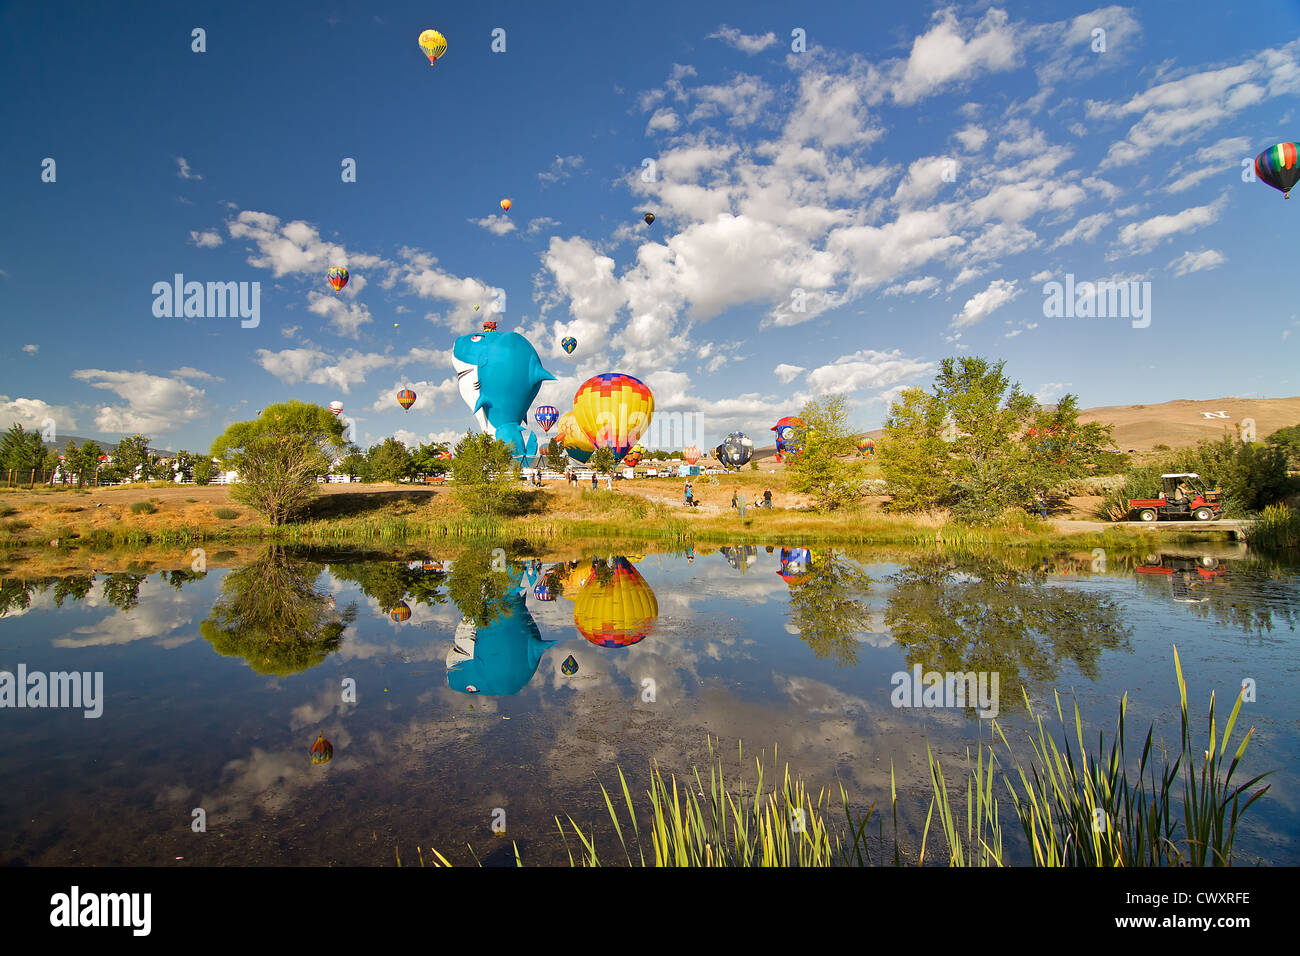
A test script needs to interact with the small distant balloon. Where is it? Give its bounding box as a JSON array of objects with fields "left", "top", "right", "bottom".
[
  {"left": 561, "top": 336, "right": 577, "bottom": 354},
  {"left": 643, "top": 213, "right": 655, "bottom": 225},
  {"left": 534, "top": 405, "right": 559, "bottom": 433},
  {"left": 482, "top": 320, "right": 498, "bottom": 332},
  {"left": 500, "top": 198, "right": 512, "bottom": 212},
  {"left": 561, "top": 654, "right": 579, "bottom": 675},
  {"left": 328, "top": 401, "right": 344, "bottom": 416},
  {"left": 389, "top": 601, "right": 412, "bottom": 623},
  {"left": 474, "top": 304, "right": 480, "bottom": 311},
  {"left": 327, "top": 266, "right": 349, "bottom": 294},
  {"left": 683, "top": 445, "right": 701, "bottom": 465},
  {"left": 397, "top": 388, "right": 417, "bottom": 412},
  {"left": 309, "top": 734, "right": 333, "bottom": 765},
  {"left": 418, "top": 29, "right": 447, "bottom": 66}
]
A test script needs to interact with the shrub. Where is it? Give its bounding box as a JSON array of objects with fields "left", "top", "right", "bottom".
[
  {"left": 213, "top": 508, "right": 240, "bottom": 520},
  {"left": 130, "top": 502, "right": 157, "bottom": 514}
]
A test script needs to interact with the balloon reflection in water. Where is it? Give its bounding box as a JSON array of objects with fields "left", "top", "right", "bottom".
[
  {"left": 571, "top": 557, "right": 659, "bottom": 647},
  {"left": 777, "top": 547, "right": 813, "bottom": 585},
  {"left": 310, "top": 734, "right": 333, "bottom": 765},
  {"left": 389, "top": 601, "right": 412, "bottom": 622},
  {"left": 561, "top": 654, "right": 579, "bottom": 676},
  {"left": 446, "top": 590, "right": 555, "bottom": 696}
]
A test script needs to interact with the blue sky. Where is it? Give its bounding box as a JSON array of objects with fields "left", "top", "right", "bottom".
[{"left": 2, "top": 0, "right": 1298, "bottom": 454}]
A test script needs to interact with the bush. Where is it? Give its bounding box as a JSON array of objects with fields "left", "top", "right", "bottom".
[
  {"left": 213, "top": 508, "right": 239, "bottom": 520},
  {"left": 130, "top": 502, "right": 157, "bottom": 514}
]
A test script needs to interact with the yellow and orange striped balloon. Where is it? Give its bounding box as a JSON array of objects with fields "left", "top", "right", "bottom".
[
  {"left": 572, "top": 373, "right": 654, "bottom": 459},
  {"left": 572, "top": 558, "right": 658, "bottom": 648}
]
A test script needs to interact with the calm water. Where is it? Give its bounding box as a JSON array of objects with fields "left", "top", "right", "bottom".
[{"left": 1, "top": 544, "right": 1296, "bottom": 866}]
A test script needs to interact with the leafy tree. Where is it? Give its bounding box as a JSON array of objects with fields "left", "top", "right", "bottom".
[
  {"left": 410, "top": 441, "right": 451, "bottom": 479},
  {"left": 0, "top": 424, "right": 45, "bottom": 472},
  {"left": 63, "top": 439, "right": 102, "bottom": 488},
  {"left": 169, "top": 450, "right": 195, "bottom": 483},
  {"left": 591, "top": 446, "right": 617, "bottom": 475},
  {"left": 786, "top": 394, "right": 863, "bottom": 512},
  {"left": 785, "top": 550, "right": 874, "bottom": 666},
  {"left": 1265, "top": 423, "right": 1300, "bottom": 470},
  {"left": 1022, "top": 395, "right": 1116, "bottom": 507},
  {"left": 114, "top": 434, "right": 153, "bottom": 482},
  {"left": 450, "top": 431, "right": 524, "bottom": 515},
  {"left": 101, "top": 572, "right": 146, "bottom": 613},
  {"left": 367, "top": 437, "right": 413, "bottom": 483},
  {"left": 192, "top": 457, "right": 216, "bottom": 486},
  {"left": 41, "top": 448, "right": 60, "bottom": 481},
  {"left": 210, "top": 401, "right": 345, "bottom": 525},
  {"left": 545, "top": 438, "right": 567, "bottom": 472}
]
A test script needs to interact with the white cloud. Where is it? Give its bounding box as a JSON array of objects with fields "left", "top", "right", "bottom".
[
  {"left": 884, "top": 276, "right": 940, "bottom": 297},
  {"left": 1168, "top": 248, "right": 1226, "bottom": 276},
  {"left": 538, "top": 154, "right": 585, "bottom": 184},
  {"left": 171, "top": 366, "right": 224, "bottom": 382},
  {"left": 21, "top": 344, "right": 38, "bottom": 354},
  {"left": 953, "top": 125, "right": 988, "bottom": 151},
  {"left": 1051, "top": 211, "right": 1112, "bottom": 248},
  {"left": 774, "top": 363, "right": 806, "bottom": 384},
  {"left": 802, "top": 349, "right": 934, "bottom": 396},
  {"left": 227, "top": 210, "right": 386, "bottom": 279},
  {"left": 952, "top": 278, "right": 1021, "bottom": 329},
  {"left": 189, "top": 229, "right": 223, "bottom": 248},
  {"left": 175, "top": 157, "right": 202, "bottom": 181},
  {"left": 708, "top": 25, "right": 778, "bottom": 54},
  {"left": 71, "top": 370, "right": 206, "bottom": 434},
  {"left": 255, "top": 348, "right": 391, "bottom": 394},
  {"left": 470, "top": 214, "right": 516, "bottom": 236},
  {"left": 0, "top": 396, "right": 75, "bottom": 430},
  {"left": 1114, "top": 197, "right": 1224, "bottom": 255},
  {"left": 307, "top": 290, "right": 373, "bottom": 337},
  {"left": 1034, "top": 382, "right": 1071, "bottom": 404},
  {"left": 889, "top": 8, "right": 1019, "bottom": 106}
]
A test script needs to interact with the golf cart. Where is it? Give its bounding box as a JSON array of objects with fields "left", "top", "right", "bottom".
[{"left": 1127, "top": 473, "right": 1222, "bottom": 522}]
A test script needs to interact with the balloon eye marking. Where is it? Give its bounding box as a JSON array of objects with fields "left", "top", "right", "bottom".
[{"left": 471, "top": 334, "right": 483, "bottom": 342}]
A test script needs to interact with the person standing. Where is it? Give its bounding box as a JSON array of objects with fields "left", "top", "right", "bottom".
[
  {"left": 606, "top": 472, "right": 613, "bottom": 490},
  {"left": 731, "top": 490, "right": 738, "bottom": 510},
  {"left": 763, "top": 489, "right": 772, "bottom": 509},
  {"left": 591, "top": 473, "right": 598, "bottom": 490},
  {"left": 684, "top": 482, "right": 693, "bottom": 507}
]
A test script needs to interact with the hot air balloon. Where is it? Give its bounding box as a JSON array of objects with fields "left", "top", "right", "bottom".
[
  {"left": 1255, "top": 142, "right": 1299, "bottom": 198},
  {"left": 418, "top": 29, "right": 447, "bottom": 66},
  {"left": 556, "top": 411, "right": 595, "bottom": 463},
  {"left": 561, "top": 654, "right": 579, "bottom": 675},
  {"left": 500, "top": 199, "right": 512, "bottom": 212},
  {"left": 719, "top": 433, "right": 754, "bottom": 470},
  {"left": 397, "top": 388, "right": 417, "bottom": 412},
  {"left": 534, "top": 405, "right": 559, "bottom": 433},
  {"left": 683, "top": 445, "right": 701, "bottom": 465},
  {"left": 533, "top": 579, "right": 556, "bottom": 602},
  {"left": 643, "top": 213, "right": 655, "bottom": 225},
  {"left": 858, "top": 438, "right": 875, "bottom": 457},
  {"left": 389, "top": 601, "right": 412, "bottom": 623},
  {"left": 327, "top": 266, "right": 349, "bottom": 294},
  {"left": 561, "top": 336, "right": 577, "bottom": 354},
  {"left": 771, "top": 416, "right": 806, "bottom": 463},
  {"left": 481, "top": 320, "right": 498, "bottom": 332},
  {"left": 572, "top": 373, "right": 655, "bottom": 459},
  {"left": 777, "top": 547, "right": 813, "bottom": 587},
  {"left": 328, "top": 401, "right": 344, "bottom": 416},
  {"left": 622, "top": 444, "right": 645, "bottom": 467},
  {"left": 573, "top": 557, "right": 658, "bottom": 648},
  {"left": 309, "top": 734, "right": 333, "bottom": 765}
]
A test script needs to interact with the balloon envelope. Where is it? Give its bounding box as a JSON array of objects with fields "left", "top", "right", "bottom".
[
  {"left": 1255, "top": 142, "right": 1300, "bottom": 197},
  {"left": 389, "top": 601, "right": 412, "bottom": 623},
  {"left": 720, "top": 433, "right": 754, "bottom": 470},
  {"left": 561, "top": 336, "right": 577, "bottom": 354},
  {"left": 397, "top": 388, "right": 417, "bottom": 411},
  {"left": 683, "top": 445, "right": 701, "bottom": 465},
  {"left": 499, "top": 198, "right": 512, "bottom": 212},
  {"left": 418, "top": 29, "right": 447, "bottom": 64},
  {"left": 643, "top": 213, "right": 655, "bottom": 225},
  {"left": 534, "top": 405, "right": 559, "bottom": 433},
  {"left": 573, "top": 558, "right": 658, "bottom": 648},
  {"left": 556, "top": 411, "right": 595, "bottom": 462},
  {"left": 328, "top": 401, "right": 344, "bottom": 416},
  {"left": 572, "top": 373, "right": 655, "bottom": 459},
  {"left": 327, "top": 266, "right": 349, "bottom": 294},
  {"left": 309, "top": 734, "right": 333, "bottom": 765}
]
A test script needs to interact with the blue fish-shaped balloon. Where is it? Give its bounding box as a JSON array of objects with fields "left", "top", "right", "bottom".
[
  {"left": 451, "top": 328, "right": 556, "bottom": 461},
  {"left": 446, "top": 592, "right": 555, "bottom": 696}
]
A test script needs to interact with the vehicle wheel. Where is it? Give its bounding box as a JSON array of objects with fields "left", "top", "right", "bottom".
[
  {"left": 1193, "top": 507, "right": 1213, "bottom": 521},
  {"left": 1138, "top": 508, "right": 1158, "bottom": 522}
]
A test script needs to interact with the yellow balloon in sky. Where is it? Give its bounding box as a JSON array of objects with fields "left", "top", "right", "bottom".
[{"left": 418, "top": 29, "right": 447, "bottom": 66}]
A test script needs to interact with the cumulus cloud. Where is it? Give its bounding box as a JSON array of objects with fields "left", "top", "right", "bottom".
[
  {"left": 1169, "top": 248, "right": 1226, "bottom": 275},
  {"left": 254, "top": 348, "right": 391, "bottom": 394},
  {"left": 0, "top": 396, "right": 75, "bottom": 430},
  {"left": 22, "top": 344, "right": 38, "bottom": 354},
  {"left": 175, "top": 157, "right": 202, "bottom": 180},
  {"left": 307, "top": 291, "right": 373, "bottom": 337},
  {"left": 889, "top": 8, "right": 1019, "bottom": 106},
  {"left": 646, "top": 108, "right": 680, "bottom": 134},
  {"left": 189, "top": 229, "right": 223, "bottom": 248},
  {"left": 802, "top": 349, "right": 934, "bottom": 396},
  {"left": 773, "top": 363, "right": 806, "bottom": 384},
  {"left": 538, "top": 154, "right": 585, "bottom": 184},
  {"left": 1114, "top": 197, "right": 1224, "bottom": 255},
  {"left": 471, "top": 214, "right": 516, "bottom": 236},
  {"left": 952, "top": 278, "right": 1021, "bottom": 329},
  {"left": 708, "top": 25, "right": 778, "bottom": 54},
  {"left": 71, "top": 370, "right": 206, "bottom": 434},
  {"left": 226, "top": 210, "right": 386, "bottom": 279}
]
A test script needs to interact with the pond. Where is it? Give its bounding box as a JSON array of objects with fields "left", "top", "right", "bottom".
[{"left": 1, "top": 543, "right": 1295, "bottom": 866}]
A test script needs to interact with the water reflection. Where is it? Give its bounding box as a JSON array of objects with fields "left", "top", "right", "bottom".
[
  {"left": 570, "top": 557, "right": 658, "bottom": 648},
  {"left": 784, "top": 549, "right": 874, "bottom": 667},
  {"left": 1131, "top": 552, "right": 1299, "bottom": 637},
  {"left": 885, "top": 555, "right": 1131, "bottom": 704},
  {"left": 200, "top": 546, "right": 356, "bottom": 676}
]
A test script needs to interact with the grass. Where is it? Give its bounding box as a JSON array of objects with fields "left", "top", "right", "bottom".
[
  {"left": 129, "top": 502, "right": 158, "bottom": 515},
  {"left": 1243, "top": 504, "right": 1300, "bottom": 553},
  {"left": 212, "top": 507, "right": 240, "bottom": 520},
  {"left": 416, "top": 649, "right": 1269, "bottom": 867}
]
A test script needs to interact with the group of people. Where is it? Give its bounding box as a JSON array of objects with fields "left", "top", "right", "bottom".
[{"left": 679, "top": 484, "right": 773, "bottom": 512}]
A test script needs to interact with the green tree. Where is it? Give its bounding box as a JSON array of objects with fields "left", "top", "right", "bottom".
[
  {"left": 0, "top": 424, "right": 45, "bottom": 472},
  {"left": 786, "top": 393, "right": 863, "bottom": 512},
  {"left": 410, "top": 441, "right": 451, "bottom": 480},
  {"left": 545, "top": 438, "right": 567, "bottom": 473},
  {"left": 1022, "top": 395, "right": 1115, "bottom": 508},
  {"left": 785, "top": 550, "right": 874, "bottom": 666},
  {"left": 192, "top": 457, "right": 216, "bottom": 486},
  {"left": 114, "top": 434, "right": 153, "bottom": 482},
  {"left": 63, "top": 439, "right": 102, "bottom": 488},
  {"left": 367, "top": 437, "right": 413, "bottom": 483},
  {"left": 169, "top": 450, "right": 195, "bottom": 483},
  {"left": 450, "top": 431, "right": 524, "bottom": 515},
  {"left": 210, "top": 401, "right": 345, "bottom": 525},
  {"left": 1265, "top": 423, "right": 1300, "bottom": 470},
  {"left": 591, "top": 446, "right": 617, "bottom": 475}
]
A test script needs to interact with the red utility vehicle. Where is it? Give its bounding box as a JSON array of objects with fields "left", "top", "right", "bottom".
[{"left": 1127, "top": 473, "right": 1222, "bottom": 522}]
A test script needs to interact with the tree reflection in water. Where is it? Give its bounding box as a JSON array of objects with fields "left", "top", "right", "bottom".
[
  {"left": 784, "top": 550, "right": 875, "bottom": 667},
  {"left": 200, "top": 546, "right": 355, "bottom": 676},
  {"left": 885, "top": 556, "right": 1131, "bottom": 706}
]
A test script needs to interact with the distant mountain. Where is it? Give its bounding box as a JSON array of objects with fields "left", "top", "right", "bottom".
[{"left": 34, "top": 434, "right": 178, "bottom": 458}]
